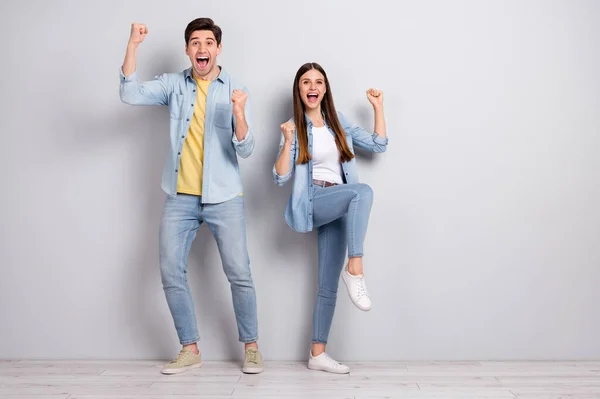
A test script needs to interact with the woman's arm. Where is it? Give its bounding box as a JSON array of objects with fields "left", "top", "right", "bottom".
[{"left": 273, "top": 121, "right": 296, "bottom": 186}]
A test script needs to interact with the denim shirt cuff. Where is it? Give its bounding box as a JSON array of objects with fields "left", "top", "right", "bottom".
[
  {"left": 120, "top": 67, "right": 138, "bottom": 82},
  {"left": 372, "top": 132, "right": 388, "bottom": 146},
  {"left": 232, "top": 128, "right": 253, "bottom": 146},
  {"left": 273, "top": 166, "right": 291, "bottom": 185}
]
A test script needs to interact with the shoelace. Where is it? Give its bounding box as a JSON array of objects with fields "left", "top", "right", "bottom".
[
  {"left": 246, "top": 350, "right": 258, "bottom": 364},
  {"left": 355, "top": 277, "right": 368, "bottom": 299},
  {"left": 322, "top": 353, "right": 343, "bottom": 368},
  {"left": 171, "top": 350, "right": 193, "bottom": 365}
]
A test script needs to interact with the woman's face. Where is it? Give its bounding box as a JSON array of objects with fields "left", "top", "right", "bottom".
[{"left": 298, "top": 69, "right": 326, "bottom": 110}]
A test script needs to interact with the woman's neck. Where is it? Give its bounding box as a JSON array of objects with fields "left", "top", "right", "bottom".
[{"left": 306, "top": 107, "right": 325, "bottom": 127}]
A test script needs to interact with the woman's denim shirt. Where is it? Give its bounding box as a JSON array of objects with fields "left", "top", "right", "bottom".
[{"left": 273, "top": 111, "right": 388, "bottom": 232}]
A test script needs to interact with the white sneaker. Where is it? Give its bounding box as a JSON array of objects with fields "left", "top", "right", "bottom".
[
  {"left": 341, "top": 268, "right": 372, "bottom": 311},
  {"left": 307, "top": 351, "right": 350, "bottom": 374}
]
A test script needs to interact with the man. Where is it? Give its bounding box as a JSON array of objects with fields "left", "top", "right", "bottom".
[{"left": 120, "top": 18, "right": 263, "bottom": 375}]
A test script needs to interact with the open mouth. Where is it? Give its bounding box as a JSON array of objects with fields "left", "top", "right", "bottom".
[
  {"left": 307, "top": 93, "right": 319, "bottom": 104},
  {"left": 196, "top": 56, "right": 209, "bottom": 69}
]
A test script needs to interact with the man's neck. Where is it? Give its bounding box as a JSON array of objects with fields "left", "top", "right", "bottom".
[{"left": 193, "top": 65, "right": 220, "bottom": 82}]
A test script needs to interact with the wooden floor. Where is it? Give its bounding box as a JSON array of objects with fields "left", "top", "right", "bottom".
[{"left": 1, "top": 360, "right": 600, "bottom": 398}]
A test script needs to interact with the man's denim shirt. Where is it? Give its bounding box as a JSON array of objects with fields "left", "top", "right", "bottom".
[
  {"left": 273, "top": 112, "right": 388, "bottom": 232},
  {"left": 120, "top": 66, "right": 255, "bottom": 203}
]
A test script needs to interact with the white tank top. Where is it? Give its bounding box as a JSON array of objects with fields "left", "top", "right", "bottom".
[{"left": 311, "top": 125, "right": 344, "bottom": 184}]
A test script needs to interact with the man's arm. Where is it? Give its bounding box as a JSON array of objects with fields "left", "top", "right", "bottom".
[
  {"left": 122, "top": 23, "right": 146, "bottom": 77},
  {"left": 231, "top": 88, "right": 255, "bottom": 158},
  {"left": 119, "top": 23, "right": 169, "bottom": 106}
]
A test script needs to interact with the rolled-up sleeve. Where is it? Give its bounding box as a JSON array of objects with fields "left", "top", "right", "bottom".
[
  {"left": 119, "top": 68, "right": 169, "bottom": 106},
  {"left": 338, "top": 111, "right": 388, "bottom": 153}
]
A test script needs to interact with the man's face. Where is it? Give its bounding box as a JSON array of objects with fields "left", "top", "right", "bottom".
[{"left": 186, "top": 30, "right": 221, "bottom": 79}]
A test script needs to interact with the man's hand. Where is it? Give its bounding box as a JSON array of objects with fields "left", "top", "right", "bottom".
[
  {"left": 129, "top": 23, "right": 148, "bottom": 46},
  {"left": 232, "top": 90, "right": 248, "bottom": 117}
]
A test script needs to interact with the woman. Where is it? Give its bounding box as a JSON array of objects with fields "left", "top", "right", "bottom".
[{"left": 273, "top": 62, "right": 388, "bottom": 373}]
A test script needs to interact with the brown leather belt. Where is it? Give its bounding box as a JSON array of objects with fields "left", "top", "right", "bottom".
[{"left": 313, "top": 179, "right": 338, "bottom": 188}]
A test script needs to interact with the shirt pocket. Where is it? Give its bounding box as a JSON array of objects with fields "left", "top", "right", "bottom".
[
  {"left": 169, "top": 93, "right": 183, "bottom": 119},
  {"left": 214, "top": 103, "right": 233, "bottom": 130}
]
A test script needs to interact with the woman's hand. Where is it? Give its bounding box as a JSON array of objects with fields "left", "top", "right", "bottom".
[{"left": 366, "top": 88, "right": 384, "bottom": 109}]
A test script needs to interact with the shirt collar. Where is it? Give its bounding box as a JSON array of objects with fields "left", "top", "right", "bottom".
[{"left": 184, "top": 66, "right": 229, "bottom": 84}]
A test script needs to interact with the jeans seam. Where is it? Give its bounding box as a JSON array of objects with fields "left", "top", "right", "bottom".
[
  {"left": 180, "top": 227, "right": 199, "bottom": 344},
  {"left": 351, "top": 192, "right": 357, "bottom": 257},
  {"left": 315, "top": 225, "right": 329, "bottom": 343}
]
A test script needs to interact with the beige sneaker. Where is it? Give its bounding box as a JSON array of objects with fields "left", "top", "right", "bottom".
[
  {"left": 242, "top": 347, "right": 264, "bottom": 374},
  {"left": 161, "top": 348, "right": 202, "bottom": 375}
]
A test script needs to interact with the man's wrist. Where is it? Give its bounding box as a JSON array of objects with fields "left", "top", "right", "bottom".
[{"left": 127, "top": 41, "right": 140, "bottom": 51}]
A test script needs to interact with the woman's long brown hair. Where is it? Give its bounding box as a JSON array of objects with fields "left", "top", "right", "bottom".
[{"left": 293, "top": 62, "right": 354, "bottom": 164}]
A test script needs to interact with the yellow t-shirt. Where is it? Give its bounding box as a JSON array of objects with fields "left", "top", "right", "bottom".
[{"left": 177, "top": 78, "right": 211, "bottom": 195}]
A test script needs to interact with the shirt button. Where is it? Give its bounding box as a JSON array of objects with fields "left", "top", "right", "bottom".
[
  {"left": 175, "top": 169, "right": 178, "bottom": 172},
  {"left": 178, "top": 152, "right": 181, "bottom": 155},
  {"left": 181, "top": 135, "right": 185, "bottom": 138},
  {"left": 191, "top": 104, "right": 194, "bottom": 107},
  {"left": 186, "top": 119, "right": 189, "bottom": 122}
]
